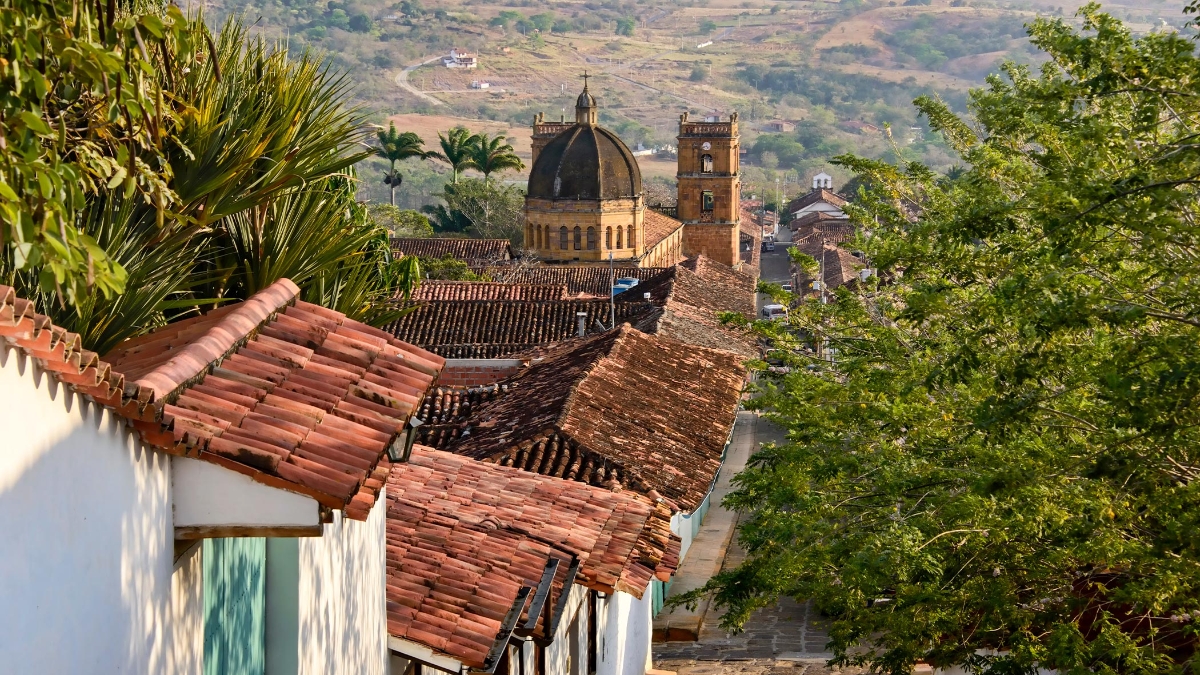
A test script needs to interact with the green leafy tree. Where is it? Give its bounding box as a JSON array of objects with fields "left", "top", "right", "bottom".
[
  {"left": 529, "top": 12, "right": 554, "bottom": 32},
  {"left": 468, "top": 133, "right": 525, "bottom": 181},
  {"left": 368, "top": 204, "right": 434, "bottom": 237},
  {"left": 615, "top": 17, "right": 635, "bottom": 36},
  {"left": 699, "top": 19, "right": 718, "bottom": 33},
  {"left": 423, "top": 179, "right": 524, "bottom": 243},
  {"left": 429, "top": 126, "right": 480, "bottom": 184},
  {"left": 685, "top": 6, "right": 1200, "bottom": 675},
  {"left": 0, "top": 0, "right": 197, "bottom": 305},
  {"left": 376, "top": 123, "right": 429, "bottom": 206}
]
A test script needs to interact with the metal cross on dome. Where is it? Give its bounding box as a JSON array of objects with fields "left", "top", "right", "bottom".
[{"left": 581, "top": 71, "right": 590, "bottom": 89}]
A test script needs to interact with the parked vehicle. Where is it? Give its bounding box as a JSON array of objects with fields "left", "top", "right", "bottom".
[
  {"left": 764, "top": 241, "right": 776, "bottom": 252},
  {"left": 761, "top": 304, "right": 788, "bottom": 321}
]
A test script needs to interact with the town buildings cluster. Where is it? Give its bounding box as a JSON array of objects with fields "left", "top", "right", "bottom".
[{"left": 0, "top": 82, "right": 858, "bottom": 674}]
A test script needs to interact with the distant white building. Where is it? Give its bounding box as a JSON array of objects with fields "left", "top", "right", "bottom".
[
  {"left": 470, "top": 80, "right": 490, "bottom": 89},
  {"left": 443, "top": 48, "right": 478, "bottom": 69}
]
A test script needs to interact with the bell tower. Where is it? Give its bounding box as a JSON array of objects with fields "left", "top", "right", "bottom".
[{"left": 677, "top": 112, "right": 741, "bottom": 268}]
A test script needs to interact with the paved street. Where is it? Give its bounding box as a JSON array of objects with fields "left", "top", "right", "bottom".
[{"left": 652, "top": 411, "right": 850, "bottom": 674}]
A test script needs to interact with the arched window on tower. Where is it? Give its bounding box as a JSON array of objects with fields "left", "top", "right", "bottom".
[
  {"left": 616, "top": 226, "right": 623, "bottom": 249},
  {"left": 627, "top": 224, "right": 635, "bottom": 250},
  {"left": 586, "top": 227, "right": 597, "bottom": 250},
  {"left": 573, "top": 226, "right": 582, "bottom": 250},
  {"left": 559, "top": 226, "right": 568, "bottom": 250},
  {"left": 606, "top": 227, "right": 612, "bottom": 249},
  {"left": 544, "top": 225, "right": 550, "bottom": 249},
  {"left": 701, "top": 154, "right": 714, "bottom": 173}
]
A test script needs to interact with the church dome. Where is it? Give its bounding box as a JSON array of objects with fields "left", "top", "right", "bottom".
[{"left": 527, "top": 124, "right": 643, "bottom": 201}]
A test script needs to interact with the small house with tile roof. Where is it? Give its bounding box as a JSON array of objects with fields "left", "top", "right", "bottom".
[
  {"left": 384, "top": 447, "right": 679, "bottom": 675},
  {"left": 787, "top": 180, "right": 849, "bottom": 224},
  {"left": 416, "top": 327, "right": 745, "bottom": 575},
  {"left": 0, "top": 280, "right": 444, "bottom": 674}
]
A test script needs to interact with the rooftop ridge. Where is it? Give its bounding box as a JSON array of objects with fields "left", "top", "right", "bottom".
[{"left": 126, "top": 279, "right": 300, "bottom": 402}]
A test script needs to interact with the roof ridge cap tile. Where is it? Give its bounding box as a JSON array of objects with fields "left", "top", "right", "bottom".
[{"left": 132, "top": 278, "right": 300, "bottom": 401}]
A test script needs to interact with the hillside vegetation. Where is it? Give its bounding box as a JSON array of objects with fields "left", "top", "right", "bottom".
[{"left": 206, "top": 0, "right": 1185, "bottom": 207}]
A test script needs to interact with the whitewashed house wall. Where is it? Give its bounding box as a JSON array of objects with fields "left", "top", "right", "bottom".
[{"left": 0, "top": 345, "right": 203, "bottom": 673}]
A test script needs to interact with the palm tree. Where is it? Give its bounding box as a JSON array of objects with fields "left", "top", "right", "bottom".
[
  {"left": 469, "top": 133, "right": 525, "bottom": 181},
  {"left": 376, "top": 123, "right": 429, "bottom": 206},
  {"left": 429, "top": 126, "right": 480, "bottom": 183}
]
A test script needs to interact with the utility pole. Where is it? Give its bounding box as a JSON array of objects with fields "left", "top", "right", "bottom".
[{"left": 609, "top": 252, "right": 616, "bottom": 329}]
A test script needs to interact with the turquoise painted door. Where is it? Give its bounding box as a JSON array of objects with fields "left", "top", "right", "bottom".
[{"left": 204, "top": 538, "right": 267, "bottom": 675}]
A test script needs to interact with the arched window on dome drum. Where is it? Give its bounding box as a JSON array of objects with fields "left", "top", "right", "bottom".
[
  {"left": 605, "top": 227, "right": 612, "bottom": 249},
  {"left": 573, "top": 226, "right": 582, "bottom": 250},
  {"left": 616, "top": 226, "right": 623, "bottom": 249},
  {"left": 587, "top": 227, "right": 597, "bottom": 250},
  {"left": 531, "top": 225, "right": 538, "bottom": 249},
  {"left": 701, "top": 154, "right": 713, "bottom": 173},
  {"left": 627, "top": 224, "right": 634, "bottom": 250},
  {"left": 560, "top": 226, "right": 568, "bottom": 250},
  {"left": 544, "top": 225, "right": 550, "bottom": 249}
]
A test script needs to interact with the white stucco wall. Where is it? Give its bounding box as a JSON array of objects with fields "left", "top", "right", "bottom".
[
  {"left": 596, "top": 590, "right": 654, "bottom": 675},
  {"left": 0, "top": 345, "right": 201, "bottom": 673},
  {"left": 174, "top": 456, "right": 320, "bottom": 529},
  {"left": 298, "top": 488, "right": 388, "bottom": 675},
  {"left": 793, "top": 202, "right": 845, "bottom": 218},
  {"left": 544, "top": 583, "right": 589, "bottom": 675}
]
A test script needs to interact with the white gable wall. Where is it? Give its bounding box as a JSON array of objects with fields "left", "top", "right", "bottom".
[
  {"left": 596, "top": 590, "right": 654, "bottom": 675},
  {"left": 298, "top": 489, "right": 388, "bottom": 675},
  {"left": 0, "top": 345, "right": 202, "bottom": 673}
]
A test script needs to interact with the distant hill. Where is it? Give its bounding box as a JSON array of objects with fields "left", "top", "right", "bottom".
[{"left": 205, "top": 0, "right": 1185, "bottom": 206}]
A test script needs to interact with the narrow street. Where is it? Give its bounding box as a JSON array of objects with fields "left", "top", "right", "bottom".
[{"left": 652, "top": 411, "right": 857, "bottom": 675}]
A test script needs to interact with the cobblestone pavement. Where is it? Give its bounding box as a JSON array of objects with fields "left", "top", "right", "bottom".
[
  {"left": 654, "top": 596, "right": 833, "bottom": 662},
  {"left": 654, "top": 659, "right": 863, "bottom": 675},
  {"left": 652, "top": 415, "right": 845, "bottom": 674}
]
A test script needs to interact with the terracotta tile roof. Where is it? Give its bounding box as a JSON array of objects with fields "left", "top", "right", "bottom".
[
  {"left": 628, "top": 303, "right": 759, "bottom": 359},
  {"left": 391, "top": 238, "right": 513, "bottom": 266},
  {"left": 616, "top": 259, "right": 755, "bottom": 318},
  {"left": 612, "top": 257, "right": 759, "bottom": 356},
  {"left": 679, "top": 255, "right": 759, "bottom": 303},
  {"left": 479, "top": 266, "right": 668, "bottom": 298},
  {"left": 643, "top": 210, "right": 684, "bottom": 250},
  {"left": 386, "top": 447, "right": 679, "bottom": 668},
  {"left": 788, "top": 188, "right": 848, "bottom": 213},
  {"left": 1, "top": 281, "right": 445, "bottom": 519},
  {"left": 101, "top": 279, "right": 446, "bottom": 518},
  {"left": 791, "top": 212, "right": 855, "bottom": 244},
  {"left": 411, "top": 281, "right": 568, "bottom": 302},
  {"left": 739, "top": 215, "right": 765, "bottom": 238},
  {"left": 793, "top": 240, "right": 865, "bottom": 292},
  {"left": 424, "top": 327, "right": 745, "bottom": 512},
  {"left": 387, "top": 299, "right": 647, "bottom": 359},
  {"left": 0, "top": 285, "right": 160, "bottom": 431}
]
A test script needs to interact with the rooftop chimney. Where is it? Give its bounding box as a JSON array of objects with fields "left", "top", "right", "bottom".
[{"left": 576, "top": 312, "right": 588, "bottom": 337}]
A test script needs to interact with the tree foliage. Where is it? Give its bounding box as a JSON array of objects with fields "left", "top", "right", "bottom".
[
  {"left": 430, "top": 126, "right": 479, "bottom": 184},
  {"left": 2, "top": 7, "right": 412, "bottom": 351},
  {"left": 690, "top": 7, "right": 1200, "bottom": 674},
  {"left": 377, "top": 122, "right": 429, "bottom": 205}
]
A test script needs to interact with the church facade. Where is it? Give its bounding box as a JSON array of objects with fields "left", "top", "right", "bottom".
[{"left": 522, "top": 81, "right": 742, "bottom": 269}]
